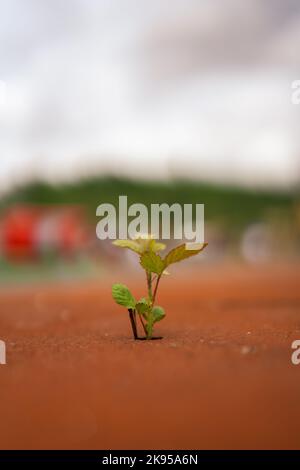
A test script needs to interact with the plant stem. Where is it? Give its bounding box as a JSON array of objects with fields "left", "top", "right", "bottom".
[
  {"left": 138, "top": 313, "right": 147, "bottom": 336},
  {"left": 146, "top": 271, "right": 152, "bottom": 301},
  {"left": 152, "top": 274, "right": 162, "bottom": 304},
  {"left": 128, "top": 308, "right": 138, "bottom": 340}
]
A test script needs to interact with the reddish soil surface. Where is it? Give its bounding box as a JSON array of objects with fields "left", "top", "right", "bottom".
[{"left": 0, "top": 263, "right": 300, "bottom": 449}]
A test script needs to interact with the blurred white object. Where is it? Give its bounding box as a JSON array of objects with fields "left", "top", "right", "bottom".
[{"left": 241, "top": 223, "right": 272, "bottom": 263}]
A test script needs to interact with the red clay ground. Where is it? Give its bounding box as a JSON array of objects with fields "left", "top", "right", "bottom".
[{"left": 0, "top": 263, "right": 299, "bottom": 449}]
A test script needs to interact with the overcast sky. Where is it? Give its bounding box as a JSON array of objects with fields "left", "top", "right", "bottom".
[{"left": 0, "top": 0, "right": 300, "bottom": 193}]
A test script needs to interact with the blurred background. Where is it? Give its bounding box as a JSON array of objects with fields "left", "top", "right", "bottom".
[{"left": 0, "top": 0, "right": 300, "bottom": 284}]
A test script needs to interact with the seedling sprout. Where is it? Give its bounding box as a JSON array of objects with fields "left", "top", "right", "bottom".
[{"left": 112, "top": 236, "right": 207, "bottom": 340}]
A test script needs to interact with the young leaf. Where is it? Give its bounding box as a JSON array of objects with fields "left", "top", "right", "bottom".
[
  {"left": 113, "top": 237, "right": 166, "bottom": 255},
  {"left": 112, "top": 239, "right": 143, "bottom": 254},
  {"left": 134, "top": 237, "right": 166, "bottom": 254},
  {"left": 140, "top": 251, "right": 165, "bottom": 275},
  {"left": 164, "top": 243, "right": 208, "bottom": 267},
  {"left": 152, "top": 306, "right": 165, "bottom": 323},
  {"left": 148, "top": 239, "right": 166, "bottom": 252},
  {"left": 145, "top": 306, "right": 165, "bottom": 338},
  {"left": 112, "top": 284, "right": 136, "bottom": 309},
  {"left": 135, "top": 297, "right": 150, "bottom": 315}
]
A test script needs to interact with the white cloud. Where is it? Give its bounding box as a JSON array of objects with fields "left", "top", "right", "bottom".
[{"left": 0, "top": 0, "right": 300, "bottom": 192}]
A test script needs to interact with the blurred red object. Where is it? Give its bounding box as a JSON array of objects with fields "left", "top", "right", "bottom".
[{"left": 0, "top": 205, "right": 89, "bottom": 261}]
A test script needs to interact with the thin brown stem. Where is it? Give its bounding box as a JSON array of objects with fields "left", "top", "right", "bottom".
[
  {"left": 152, "top": 274, "right": 162, "bottom": 304},
  {"left": 128, "top": 308, "right": 138, "bottom": 339}
]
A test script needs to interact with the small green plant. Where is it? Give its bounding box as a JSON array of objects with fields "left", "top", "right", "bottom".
[{"left": 112, "top": 236, "right": 207, "bottom": 340}]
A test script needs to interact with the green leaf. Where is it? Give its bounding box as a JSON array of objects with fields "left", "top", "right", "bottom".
[
  {"left": 136, "top": 237, "right": 165, "bottom": 254},
  {"left": 112, "top": 239, "right": 143, "bottom": 254},
  {"left": 140, "top": 251, "right": 165, "bottom": 274},
  {"left": 152, "top": 306, "right": 165, "bottom": 323},
  {"left": 113, "top": 238, "right": 166, "bottom": 255},
  {"left": 145, "top": 305, "right": 165, "bottom": 338},
  {"left": 135, "top": 297, "right": 150, "bottom": 315},
  {"left": 112, "top": 284, "right": 136, "bottom": 309},
  {"left": 164, "top": 243, "right": 208, "bottom": 267},
  {"left": 149, "top": 240, "right": 166, "bottom": 252}
]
